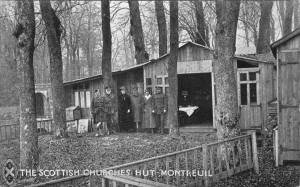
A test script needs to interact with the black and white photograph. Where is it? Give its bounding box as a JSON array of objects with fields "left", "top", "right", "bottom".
[{"left": 0, "top": 0, "right": 299, "bottom": 186}]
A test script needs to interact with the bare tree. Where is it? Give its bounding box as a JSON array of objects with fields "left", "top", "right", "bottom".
[
  {"left": 40, "top": 0, "right": 67, "bottom": 138},
  {"left": 102, "top": 0, "right": 113, "bottom": 87},
  {"left": 283, "top": 0, "right": 294, "bottom": 36},
  {"left": 155, "top": 0, "right": 167, "bottom": 56},
  {"left": 168, "top": 0, "right": 179, "bottom": 136},
  {"left": 128, "top": 0, "right": 149, "bottom": 64},
  {"left": 13, "top": 0, "right": 38, "bottom": 169},
  {"left": 257, "top": 1, "right": 273, "bottom": 54},
  {"left": 194, "top": 0, "right": 207, "bottom": 46},
  {"left": 214, "top": 0, "right": 240, "bottom": 140}
]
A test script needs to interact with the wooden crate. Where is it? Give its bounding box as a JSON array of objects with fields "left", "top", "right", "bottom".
[{"left": 66, "top": 106, "right": 81, "bottom": 121}]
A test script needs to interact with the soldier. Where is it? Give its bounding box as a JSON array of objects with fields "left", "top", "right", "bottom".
[
  {"left": 118, "top": 86, "right": 132, "bottom": 132},
  {"left": 101, "top": 85, "right": 118, "bottom": 135},
  {"left": 152, "top": 86, "right": 167, "bottom": 134},
  {"left": 91, "top": 89, "right": 106, "bottom": 136},
  {"left": 91, "top": 89, "right": 101, "bottom": 125},
  {"left": 130, "top": 86, "right": 143, "bottom": 132}
]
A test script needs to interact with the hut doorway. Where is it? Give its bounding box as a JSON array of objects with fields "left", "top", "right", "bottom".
[
  {"left": 35, "top": 93, "right": 44, "bottom": 117},
  {"left": 178, "top": 73, "right": 213, "bottom": 127}
]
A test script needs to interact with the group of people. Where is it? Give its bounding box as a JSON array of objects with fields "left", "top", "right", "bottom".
[{"left": 91, "top": 84, "right": 167, "bottom": 136}]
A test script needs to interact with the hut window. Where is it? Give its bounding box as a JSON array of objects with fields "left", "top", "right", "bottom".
[
  {"left": 146, "top": 78, "right": 152, "bottom": 85},
  {"left": 156, "top": 75, "right": 169, "bottom": 94},
  {"left": 73, "top": 83, "right": 91, "bottom": 108},
  {"left": 86, "top": 91, "right": 91, "bottom": 108},
  {"left": 249, "top": 72, "right": 256, "bottom": 81},
  {"left": 156, "top": 78, "right": 163, "bottom": 85},
  {"left": 165, "top": 77, "right": 169, "bottom": 85},
  {"left": 250, "top": 83, "right": 257, "bottom": 103},
  {"left": 238, "top": 68, "right": 259, "bottom": 106},
  {"left": 75, "top": 92, "right": 79, "bottom": 106},
  {"left": 240, "top": 84, "right": 248, "bottom": 105},
  {"left": 240, "top": 73, "right": 247, "bottom": 81}
]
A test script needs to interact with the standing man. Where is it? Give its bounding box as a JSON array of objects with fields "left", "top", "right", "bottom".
[
  {"left": 118, "top": 86, "right": 132, "bottom": 132},
  {"left": 102, "top": 85, "right": 117, "bottom": 135},
  {"left": 91, "top": 89, "right": 102, "bottom": 128},
  {"left": 152, "top": 86, "right": 167, "bottom": 134},
  {"left": 130, "top": 86, "right": 143, "bottom": 132}
]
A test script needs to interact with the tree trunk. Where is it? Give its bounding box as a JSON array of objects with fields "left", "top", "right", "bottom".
[
  {"left": 13, "top": 0, "right": 38, "bottom": 170},
  {"left": 168, "top": 0, "right": 179, "bottom": 137},
  {"left": 128, "top": 0, "right": 149, "bottom": 64},
  {"left": 294, "top": 0, "right": 299, "bottom": 30},
  {"left": 155, "top": 0, "right": 167, "bottom": 57},
  {"left": 283, "top": 0, "right": 293, "bottom": 36},
  {"left": 40, "top": 0, "right": 67, "bottom": 139},
  {"left": 102, "top": 0, "right": 113, "bottom": 88},
  {"left": 278, "top": 1, "right": 285, "bottom": 35},
  {"left": 242, "top": 2, "right": 250, "bottom": 47},
  {"left": 214, "top": 0, "right": 241, "bottom": 141},
  {"left": 257, "top": 1, "right": 273, "bottom": 54},
  {"left": 194, "top": 0, "right": 207, "bottom": 46},
  {"left": 270, "top": 15, "right": 276, "bottom": 43}
]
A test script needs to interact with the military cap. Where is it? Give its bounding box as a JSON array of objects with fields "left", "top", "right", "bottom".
[
  {"left": 104, "top": 85, "right": 112, "bottom": 89},
  {"left": 155, "top": 86, "right": 163, "bottom": 90},
  {"left": 119, "top": 86, "right": 126, "bottom": 90}
]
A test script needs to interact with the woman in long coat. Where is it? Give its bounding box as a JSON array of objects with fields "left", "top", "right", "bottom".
[
  {"left": 130, "top": 87, "right": 143, "bottom": 132},
  {"left": 142, "top": 89, "right": 155, "bottom": 132}
]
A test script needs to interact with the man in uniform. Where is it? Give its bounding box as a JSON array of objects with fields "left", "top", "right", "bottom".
[
  {"left": 118, "top": 86, "right": 132, "bottom": 132},
  {"left": 152, "top": 86, "right": 167, "bottom": 134},
  {"left": 91, "top": 89, "right": 102, "bottom": 133},
  {"left": 102, "top": 85, "right": 118, "bottom": 135},
  {"left": 130, "top": 86, "right": 143, "bottom": 132}
]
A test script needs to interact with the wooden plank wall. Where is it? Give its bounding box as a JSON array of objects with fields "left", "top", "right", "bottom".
[
  {"left": 277, "top": 35, "right": 300, "bottom": 164},
  {"left": 277, "top": 36, "right": 300, "bottom": 165},
  {"left": 259, "top": 63, "right": 276, "bottom": 132}
]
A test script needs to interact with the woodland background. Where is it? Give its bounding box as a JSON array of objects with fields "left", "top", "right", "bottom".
[{"left": 0, "top": 0, "right": 297, "bottom": 107}]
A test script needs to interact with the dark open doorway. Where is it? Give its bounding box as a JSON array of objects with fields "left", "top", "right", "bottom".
[{"left": 178, "top": 73, "right": 213, "bottom": 127}]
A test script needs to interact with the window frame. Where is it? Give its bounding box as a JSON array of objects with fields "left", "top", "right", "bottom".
[
  {"left": 156, "top": 75, "right": 169, "bottom": 95},
  {"left": 237, "top": 68, "right": 260, "bottom": 106}
]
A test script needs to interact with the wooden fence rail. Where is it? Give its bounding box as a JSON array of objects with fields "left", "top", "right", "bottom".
[
  {"left": 26, "top": 131, "right": 258, "bottom": 187},
  {"left": 0, "top": 119, "right": 53, "bottom": 142}
]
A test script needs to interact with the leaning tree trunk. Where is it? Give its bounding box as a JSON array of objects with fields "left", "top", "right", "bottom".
[
  {"left": 40, "top": 0, "right": 67, "bottom": 138},
  {"left": 155, "top": 0, "right": 167, "bottom": 57},
  {"left": 294, "top": 0, "right": 299, "bottom": 30},
  {"left": 168, "top": 0, "right": 179, "bottom": 137},
  {"left": 214, "top": 0, "right": 241, "bottom": 141},
  {"left": 194, "top": 0, "right": 207, "bottom": 46},
  {"left": 283, "top": 0, "right": 294, "bottom": 36},
  {"left": 13, "top": 0, "right": 39, "bottom": 170},
  {"left": 102, "top": 0, "right": 113, "bottom": 88},
  {"left": 257, "top": 1, "right": 273, "bottom": 54},
  {"left": 128, "top": 0, "right": 149, "bottom": 64}
]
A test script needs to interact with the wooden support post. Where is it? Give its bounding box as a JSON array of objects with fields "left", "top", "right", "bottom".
[
  {"left": 202, "top": 144, "right": 208, "bottom": 187},
  {"left": 102, "top": 177, "right": 109, "bottom": 187},
  {"left": 248, "top": 130, "right": 259, "bottom": 173},
  {"left": 274, "top": 128, "right": 279, "bottom": 167}
]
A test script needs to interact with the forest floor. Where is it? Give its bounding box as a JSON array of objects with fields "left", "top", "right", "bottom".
[{"left": 0, "top": 130, "right": 299, "bottom": 187}]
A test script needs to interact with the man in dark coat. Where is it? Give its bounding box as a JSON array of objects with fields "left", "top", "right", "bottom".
[
  {"left": 91, "top": 89, "right": 102, "bottom": 124},
  {"left": 118, "top": 86, "right": 132, "bottom": 132},
  {"left": 101, "top": 85, "right": 117, "bottom": 135},
  {"left": 130, "top": 86, "right": 143, "bottom": 132},
  {"left": 152, "top": 86, "right": 167, "bottom": 134}
]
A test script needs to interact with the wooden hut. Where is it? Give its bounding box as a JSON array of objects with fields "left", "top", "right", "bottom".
[
  {"left": 270, "top": 29, "right": 300, "bottom": 166},
  {"left": 62, "top": 42, "right": 276, "bottom": 133}
]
